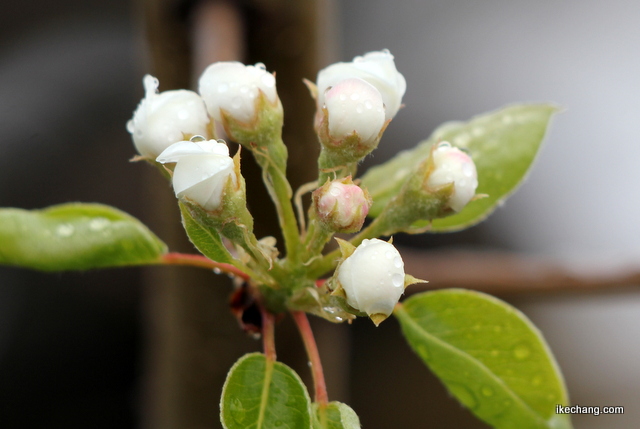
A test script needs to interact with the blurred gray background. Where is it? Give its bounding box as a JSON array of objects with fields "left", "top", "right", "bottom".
[{"left": 0, "top": 0, "right": 639, "bottom": 428}]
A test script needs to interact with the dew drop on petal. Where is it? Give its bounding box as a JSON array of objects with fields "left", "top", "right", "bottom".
[
  {"left": 254, "top": 62, "right": 266, "bottom": 70},
  {"left": 217, "top": 83, "right": 229, "bottom": 93},
  {"left": 385, "top": 251, "right": 394, "bottom": 259},
  {"left": 392, "top": 273, "right": 404, "bottom": 287},
  {"left": 462, "top": 163, "right": 474, "bottom": 177},
  {"left": 126, "top": 120, "right": 135, "bottom": 134},
  {"left": 393, "top": 256, "right": 403, "bottom": 268},
  {"left": 231, "top": 97, "right": 243, "bottom": 109}
]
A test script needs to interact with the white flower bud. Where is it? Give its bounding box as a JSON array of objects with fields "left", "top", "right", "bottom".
[
  {"left": 127, "top": 75, "right": 210, "bottom": 159},
  {"left": 156, "top": 139, "right": 236, "bottom": 211},
  {"left": 317, "top": 50, "right": 406, "bottom": 121},
  {"left": 198, "top": 62, "right": 279, "bottom": 124},
  {"left": 337, "top": 239, "right": 405, "bottom": 318},
  {"left": 323, "top": 78, "right": 385, "bottom": 145},
  {"left": 426, "top": 142, "right": 478, "bottom": 212},
  {"left": 313, "top": 178, "right": 372, "bottom": 233}
]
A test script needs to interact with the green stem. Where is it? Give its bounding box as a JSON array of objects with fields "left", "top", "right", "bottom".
[
  {"left": 307, "top": 215, "right": 390, "bottom": 278},
  {"left": 291, "top": 311, "right": 329, "bottom": 406}
]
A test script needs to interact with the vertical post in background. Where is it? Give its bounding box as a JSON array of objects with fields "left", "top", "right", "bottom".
[{"left": 138, "top": 0, "right": 348, "bottom": 428}]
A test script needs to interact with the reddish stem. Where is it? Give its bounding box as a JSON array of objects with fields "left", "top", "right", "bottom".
[
  {"left": 261, "top": 306, "right": 277, "bottom": 362},
  {"left": 291, "top": 311, "right": 329, "bottom": 406},
  {"left": 159, "top": 252, "right": 250, "bottom": 280}
]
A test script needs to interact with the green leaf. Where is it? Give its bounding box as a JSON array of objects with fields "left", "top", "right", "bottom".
[
  {"left": 220, "top": 352, "right": 312, "bottom": 429},
  {"left": 0, "top": 203, "right": 167, "bottom": 271},
  {"left": 179, "top": 202, "right": 233, "bottom": 263},
  {"left": 362, "top": 104, "right": 558, "bottom": 231},
  {"left": 313, "top": 402, "right": 361, "bottom": 429},
  {"left": 394, "top": 289, "right": 571, "bottom": 429}
]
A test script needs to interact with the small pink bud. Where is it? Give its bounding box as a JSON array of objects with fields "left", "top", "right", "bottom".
[{"left": 313, "top": 178, "right": 372, "bottom": 233}]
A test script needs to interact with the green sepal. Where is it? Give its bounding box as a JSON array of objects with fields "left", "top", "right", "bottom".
[
  {"left": 220, "top": 352, "right": 312, "bottom": 429},
  {"left": 288, "top": 286, "right": 358, "bottom": 323},
  {"left": 394, "top": 289, "right": 572, "bottom": 429},
  {"left": 0, "top": 203, "right": 166, "bottom": 271},
  {"left": 179, "top": 202, "right": 234, "bottom": 264},
  {"left": 362, "top": 104, "right": 558, "bottom": 232},
  {"left": 312, "top": 401, "right": 361, "bottom": 429}
]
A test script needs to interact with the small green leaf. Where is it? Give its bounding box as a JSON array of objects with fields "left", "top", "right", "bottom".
[
  {"left": 220, "top": 352, "right": 312, "bottom": 429},
  {"left": 179, "top": 202, "right": 233, "bottom": 263},
  {"left": 313, "top": 401, "right": 361, "bottom": 429},
  {"left": 362, "top": 104, "right": 558, "bottom": 231},
  {"left": 0, "top": 203, "right": 167, "bottom": 271},
  {"left": 395, "top": 289, "right": 571, "bottom": 429}
]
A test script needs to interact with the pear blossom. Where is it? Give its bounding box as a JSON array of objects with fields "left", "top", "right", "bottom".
[
  {"left": 127, "top": 75, "right": 210, "bottom": 159},
  {"left": 156, "top": 139, "right": 236, "bottom": 211},
  {"left": 198, "top": 62, "right": 279, "bottom": 124},
  {"left": 313, "top": 178, "right": 372, "bottom": 233},
  {"left": 426, "top": 142, "right": 478, "bottom": 212},
  {"left": 323, "top": 78, "right": 385, "bottom": 146},
  {"left": 337, "top": 239, "right": 405, "bottom": 318},
  {"left": 317, "top": 50, "right": 406, "bottom": 121}
]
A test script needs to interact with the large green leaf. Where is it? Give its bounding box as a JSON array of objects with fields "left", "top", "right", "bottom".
[
  {"left": 179, "top": 202, "right": 233, "bottom": 263},
  {"left": 395, "top": 289, "right": 571, "bottom": 429},
  {"left": 220, "top": 352, "right": 312, "bottom": 429},
  {"left": 0, "top": 203, "right": 166, "bottom": 271},
  {"left": 362, "top": 104, "right": 557, "bottom": 232},
  {"left": 313, "top": 402, "right": 361, "bottom": 429}
]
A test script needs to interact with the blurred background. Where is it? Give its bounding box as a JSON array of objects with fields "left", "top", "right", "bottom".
[{"left": 0, "top": 0, "right": 639, "bottom": 428}]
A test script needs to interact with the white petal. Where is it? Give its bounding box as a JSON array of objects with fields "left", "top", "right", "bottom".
[
  {"left": 171, "top": 154, "right": 234, "bottom": 196},
  {"left": 156, "top": 140, "right": 229, "bottom": 163}
]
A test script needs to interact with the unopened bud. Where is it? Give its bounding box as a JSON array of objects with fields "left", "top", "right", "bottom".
[
  {"left": 335, "top": 238, "right": 406, "bottom": 322},
  {"left": 426, "top": 142, "right": 478, "bottom": 212},
  {"left": 320, "top": 78, "right": 386, "bottom": 157},
  {"left": 127, "top": 75, "right": 210, "bottom": 159},
  {"left": 198, "top": 61, "right": 281, "bottom": 129},
  {"left": 317, "top": 50, "right": 406, "bottom": 121},
  {"left": 313, "top": 177, "right": 372, "bottom": 233},
  {"left": 156, "top": 139, "right": 237, "bottom": 211}
]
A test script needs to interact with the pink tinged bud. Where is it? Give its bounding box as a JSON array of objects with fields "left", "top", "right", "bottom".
[
  {"left": 156, "top": 139, "right": 237, "bottom": 211},
  {"left": 198, "top": 62, "right": 278, "bottom": 123},
  {"left": 127, "top": 75, "right": 210, "bottom": 159},
  {"left": 426, "top": 142, "right": 478, "bottom": 212},
  {"left": 324, "top": 78, "right": 385, "bottom": 145},
  {"left": 314, "top": 180, "right": 371, "bottom": 233},
  {"left": 337, "top": 239, "right": 405, "bottom": 317},
  {"left": 317, "top": 50, "right": 406, "bottom": 121}
]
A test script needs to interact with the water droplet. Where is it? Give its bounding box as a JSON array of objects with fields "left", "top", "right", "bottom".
[
  {"left": 339, "top": 93, "right": 347, "bottom": 101},
  {"left": 261, "top": 73, "right": 275, "bottom": 88},
  {"left": 437, "top": 141, "right": 451, "bottom": 149},
  {"left": 56, "top": 224, "right": 75, "bottom": 237},
  {"left": 329, "top": 187, "right": 341, "bottom": 196},
  {"left": 502, "top": 115, "right": 513, "bottom": 124},
  {"left": 391, "top": 273, "right": 404, "bottom": 287},
  {"left": 89, "top": 218, "right": 109, "bottom": 231},
  {"left": 481, "top": 386, "right": 494, "bottom": 397},
  {"left": 231, "top": 97, "right": 242, "bottom": 109},
  {"left": 393, "top": 256, "right": 402, "bottom": 268},
  {"left": 381, "top": 48, "right": 390, "bottom": 54},
  {"left": 190, "top": 135, "right": 206, "bottom": 142},
  {"left": 308, "top": 361, "right": 313, "bottom": 368},
  {"left": 217, "top": 83, "right": 229, "bottom": 93},
  {"left": 254, "top": 62, "right": 266, "bottom": 70},
  {"left": 350, "top": 92, "right": 360, "bottom": 101},
  {"left": 364, "top": 100, "right": 372, "bottom": 109},
  {"left": 462, "top": 163, "right": 474, "bottom": 177},
  {"left": 229, "top": 397, "right": 245, "bottom": 424},
  {"left": 323, "top": 306, "right": 337, "bottom": 314},
  {"left": 356, "top": 103, "right": 364, "bottom": 113},
  {"left": 447, "top": 383, "right": 477, "bottom": 409},
  {"left": 216, "top": 139, "right": 226, "bottom": 144},
  {"left": 213, "top": 267, "right": 222, "bottom": 274},
  {"left": 385, "top": 251, "right": 394, "bottom": 259},
  {"left": 514, "top": 345, "right": 531, "bottom": 360},
  {"left": 126, "top": 120, "right": 135, "bottom": 134}
]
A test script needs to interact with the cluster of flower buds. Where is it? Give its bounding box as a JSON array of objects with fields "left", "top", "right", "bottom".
[
  {"left": 313, "top": 50, "right": 406, "bottom": 177},
  {"left": 126, "top": 50, "right": 476, "bottom": 326}
]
